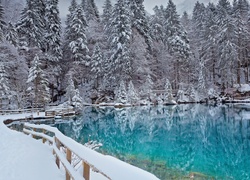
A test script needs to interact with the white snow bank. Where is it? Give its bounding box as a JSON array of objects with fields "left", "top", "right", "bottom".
[{"left": 0, "top": 114, "right": 63, "bottom": 180}]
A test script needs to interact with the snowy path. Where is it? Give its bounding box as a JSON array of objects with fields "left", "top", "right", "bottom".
[{"left": 0, "top": 113, "right": 63, "bottom": 180}]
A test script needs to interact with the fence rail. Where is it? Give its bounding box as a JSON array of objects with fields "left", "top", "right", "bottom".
[
  {"left": 0, "top": 108, "right": 44, "bottom": 115},
  {"left": 23, "top": 123, "right": 110, "bottom": 180}
]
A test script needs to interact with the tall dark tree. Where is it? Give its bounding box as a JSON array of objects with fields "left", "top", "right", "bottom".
[
  {"left": 0, "top": 1, "right": 5, "bottom": 41},
  {"left": 45, "top": 0, "right": 62, "bottom": 63},
  {"left": 6, "top": 22, "right": 18, "bottom": 46},
  {"left": 129, "top": 0, "right": 151, "bottom": 51},
  {"left": 164, "top": 0, "right": 191, "bottom": 88},
  {"left": 102, "top": 0, "right": 112, "bottom": 25},
  {"left": 16, "top": 0, "right": 46, "bottom": 49},
  {"left": 108, "top": 0, "right": 132, "bottom": 84}
]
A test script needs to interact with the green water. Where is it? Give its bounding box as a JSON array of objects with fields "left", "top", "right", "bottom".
[{"left": 54, "top": 105, "right": 250, "bottom": 180}]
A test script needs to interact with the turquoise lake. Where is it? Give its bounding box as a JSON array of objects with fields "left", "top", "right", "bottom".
[{"left": 54, "top": 105, "right": 250, "bottom": 180}]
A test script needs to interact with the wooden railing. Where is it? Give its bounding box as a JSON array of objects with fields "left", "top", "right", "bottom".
[
  {"left": 45, "top": 108, "right": 75, "bottom": 117},
  {"left": 0, "top": 108, "right": 44, "bottom": 115},
  {"left": 23, "top": 123, "right": 110, "bottom": 180}
]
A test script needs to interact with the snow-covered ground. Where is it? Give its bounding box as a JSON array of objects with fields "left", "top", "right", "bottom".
[
  {"left": 0, "top": 112, "right": 160, "bottom": 180},
  {"left": 0, "top": 113, "right": 63, "bottom": 180}
]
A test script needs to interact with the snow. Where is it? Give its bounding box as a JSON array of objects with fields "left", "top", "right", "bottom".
[
  {"left": 234, "top": 84, "right": 250, "bottom": 93},
  {"left": 0, "top": 112, "right": 160, "bottom": 180},
  {"left": 0, "top": 114, "right": 63, "bottom": 180}
]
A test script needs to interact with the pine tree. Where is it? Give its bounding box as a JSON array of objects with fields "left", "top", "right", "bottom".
[
  {"left": 115, "top": 80, "right": 127, "bottom": 104},
  {"left": 0, "top": 1, "right": 5, "bottom": 41},
  {"left": 233, "top": 0, "right": 250, "bottom": 84},
  {"left": 108, "top": 0, "right": 132, "bottom": 83},
  {"left": 63, "top": 0, "right": 77, "bottom": 67},
  {"left": 16, "top": 0, "right": 46, "bottom": 49},
  {"left": 216, "top": 0, "right": 237, "bottom": 89},
  {"left": 164, "top": 78, "right": 174, "bottom": 103},
  {"left": 65, "top": 73, "right": 75, "bottom": 104},
  {"left": 68, "top": 6, "right": 89, "bottom": 65},
  {"left": 91, "top": 43, "right": 104, "bottom": 88},
  {"left": 45, "top": 0, "right": 62, "bottom": 63},
  {"left": 0, "top": 63, "right": 10, "bottom": 98},
  {"left": 65, "top": 73, "right": 83, "bottom": 110},
  {"left": 102, "top": 0, "right": 112, "bottom": 25},
  {"left": 27, "top": 54, "right": 50, "bottom": 107},
  {"left": 127, "top": 80, "right": 139, "bottom": 104},
  {"left": 164, "top": 0, "right": 191, "bottom": 88},
  {"left": 5, "top": 22, "right": 18, "bottom": 46},
  {"left": 149, "top": 5, "right": 165, "bottom": 42},
  {"left": 200, "top": 3, "right": 219, "bottom": 85},
  {"left": 82, "top": 0, "right": 100, "bottom": 22},
  {"left": 129, "top": 0, "right": 151, "bottom": 51},
  {"left": 140, "top": 74, "right": 154, "bottom": 101}
]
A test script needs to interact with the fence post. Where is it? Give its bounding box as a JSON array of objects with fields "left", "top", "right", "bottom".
[
  {"left": 83, "top": 161, "right": 90, "bottom": 180},
  {"left": 32, "top": 128, "right": 36, "bottom": 138},
  {"left": 66, "top": 148, "right": 72, "bottom": 180},
  {"left": 42, "top": 129, "right": 46, "bottom": 143},
  {"left": 54, "top": 137, "right": 60, "bottom": 168}
]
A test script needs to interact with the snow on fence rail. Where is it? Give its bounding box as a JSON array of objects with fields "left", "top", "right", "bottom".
[
  {"left": 23, "top": 123, "right": 159, "bottom": 180},
  {"left": 0, "top": 108, "right": 44, "bottom": 115}
]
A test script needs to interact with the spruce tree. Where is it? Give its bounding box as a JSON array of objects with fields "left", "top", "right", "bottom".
[
  {"left": 129, "top": 0, "right": 151, "bottom": 51},
  {"left": 108, "top": 0, "right": 132, "bottom": 83},
  {"left": 27, "top": 54, "right": 50, "bottom": 107},
  {"left": 102, "top": 0, "right": 112, "bottom": 25},
  {"left": 164, "top": 0, "right": 191, "bottom": 88},
  {"left": 216, "top": 0, "right": 237, "bottom": 88},
  {"left": 91, "top": 43, "right": 104, "bottom": 88},
  {"left": 16, "top": 0, "right": 45, "bottom": 49},
  {"left": 82, "top": 0, "right": 100, "bottom": 22},
  {"left": 127, "top": 80, "right": 139, "bottom": 104},
  {"left": 68, "top": 6, "right": 89, "bottom": 65},
  {"left": 45, "top": 0, "right": 62, "bottom": 63},
  {"left": 0, "top": 63, "right": 10, "bottom": 98},
  {"left": 0, "top": 1, "right": 5, "bottom": 41},
  {"left": 5, "top": 22, "right": 18, "bottom": 46}
]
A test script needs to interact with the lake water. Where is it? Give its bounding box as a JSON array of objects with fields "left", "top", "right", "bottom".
[{"left": 54, "top": 105, "right": 250, "bottom": 180}]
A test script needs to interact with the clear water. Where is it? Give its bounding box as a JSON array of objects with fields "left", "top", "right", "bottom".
[{"left": 54, "top": 105, "right": 250, "bottom": 180}]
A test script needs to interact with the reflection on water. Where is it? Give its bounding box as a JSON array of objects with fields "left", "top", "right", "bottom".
[{"left": 54, "top": 105, "right": 250, "bottom": 180}]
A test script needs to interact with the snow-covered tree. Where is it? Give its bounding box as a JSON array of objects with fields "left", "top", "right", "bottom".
[
  {"left": 140, "top": 74, "right": 154, "bottom": 101},
  {"left": 16, "top": 0, "right": 45, "bottom": 49},
  {"left": 65, "top": 74, "right": 75, "bottom": 104},
  {"left": 82, "top": 0, "right": 100, "bottom": 22},
  {"left": 68, "top": 6, "right": 89, "bottom": 65},
  {"left": 5, "top": 22, "right": 18, "bottom": 46},
  {"left": 108, "top": 0, "right": 132, "bottom": 83},
  {"left": 0, "top": 1, "right": 5, "bottom": 41},
  {"left": 129, "top": 0, "right": 151, "bottom": 51},
  {"left": 164, "top": 78, "right": 174, "bottom": 103},
  {"left": 27, "top": 54, "right": 50, "bottom": 107},
  {"left": 127, "top": 81, "right": 139, "bottom": 104},
  {"left": 45, "top": 0, "right": 62, "bottom": 63},
  {"left": 149, "top": 5, "right": 165, "bottom": 42},
  {"left": 102, "top": 0, "right": 112, "bottom": 25},
  {"left": 0, "top": 63, "right": 10, "bottom": 98},
  {"left": 115, "top": 80, "right": 127, "bottom": 104},
  {"left": 91, "top": 43, "right": 104, "bottom": 88},
  {"left": 65, "top": 73, "right": 83, "bottom": 111}
]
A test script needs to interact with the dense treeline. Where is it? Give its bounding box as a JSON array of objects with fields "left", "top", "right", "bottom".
[{"left": 0, "top": 0, "right": 249, "bottom": 109}]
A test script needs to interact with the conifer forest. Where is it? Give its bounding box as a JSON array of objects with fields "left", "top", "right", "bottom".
[{"left": 0, "top": 0, "right": 250, "bottom": 109}]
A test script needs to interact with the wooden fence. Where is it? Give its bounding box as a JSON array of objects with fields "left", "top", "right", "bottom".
[
  {"left": 23, "top": 123, "right": 110, "bottom": 180},
  {"left": 23, "top": 123, "right": 159, "bottom": 180},
  {"left": 0, "top": 108, "right": 44, "bottom": 115}
]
